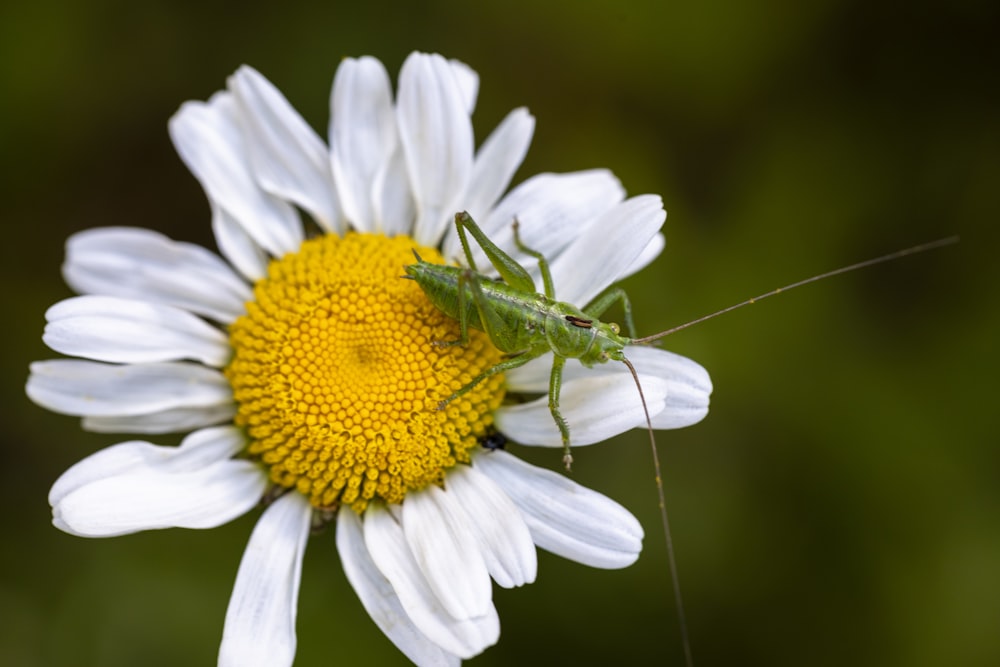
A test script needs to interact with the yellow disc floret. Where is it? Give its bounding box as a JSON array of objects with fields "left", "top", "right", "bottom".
[{"left": 226, "top": 233, "right": 505, "bottom": 513}]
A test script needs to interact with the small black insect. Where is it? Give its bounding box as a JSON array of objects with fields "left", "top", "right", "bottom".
[{"left": 478, "top": 430, "right": 508, "bottom": 451}]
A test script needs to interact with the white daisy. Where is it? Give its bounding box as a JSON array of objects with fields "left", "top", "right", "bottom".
[{"left": 27, "top": 52, "right": 712, "bottom": 666}]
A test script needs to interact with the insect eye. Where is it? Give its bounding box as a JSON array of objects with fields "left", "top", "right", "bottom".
[{"left": 610, "top": 323, "right": 620, "bottom": 334}]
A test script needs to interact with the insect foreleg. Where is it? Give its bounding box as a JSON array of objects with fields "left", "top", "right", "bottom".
[
  {"left": 583, "top": 286, "right": 637, "bottom": 338},
  {"left": 454, "top": 212, "right": 536, "bottom": 293},
  {"left": 437, "top": 352, "right": 536, "bottom": 410},
  {"left": 547, "top": 354, "right": 575, "bottom": 470},
  {"left": 511, "top": 219, "right": 555, "bottom": 299}
]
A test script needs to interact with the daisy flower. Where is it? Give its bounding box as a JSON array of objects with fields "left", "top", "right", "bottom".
[{"left": 27, "top": 52, "right": 712, "bottom": 665}]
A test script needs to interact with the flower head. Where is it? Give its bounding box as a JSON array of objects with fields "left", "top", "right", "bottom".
[{"left": 28, "top": 52, "right": 712, "bottom": 665}]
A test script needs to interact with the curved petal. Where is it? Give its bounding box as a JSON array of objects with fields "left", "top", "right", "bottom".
[
  {"left": 219, "top": 492, "right": 312, "bottom": 667},
  {"left": 444, "top": 465, "right": 537, "bottom": 588},
  {"left": 330, "top": 56, "right": 397, "bottom": 233},
  {"left": 372, "top": 144, "right": 417, "bottom": 236},
  {"left": 445, "top": 170, "right": 624, "bottom": 270},
  {"left": 27, "top": 359, "right": 231, "bottom": 418},
  {"left": 622, "top": 347, "right": 712, "bottom": 429},
  {"left": 474, "top": 450, "right": 643, "bottom": 569},
  {"left": 621, "top": 232, "right": 665, "bottom": 279},
  {"left": 169, "top": 95, "right": 305, "bottom": 256},
  {"left": 63, "top": 227, "right": 250, "bottom": 323},
  {"left": 462, "top": 107, "right": 535, "bottom": 224},
  {"left": 50, "top": 425, "right": 246, "bottom": 505},
  {"left": 336, "top": 509, "right": 461, "bottom": 667},
  {"left": 363, "top": 505, "right": 500, "bottom": 659},
  {"left": 495, "top": 373, "right": 669, "bottom": 447},
  {"left": 82, "top": 403, "right": 236, "bottom": 434},
  {"left": 505, "top": 348, "right": 712, "bottom": 430},
  {"left": 447, "top": 58, "right": 479, "bottom": 114},
  {"left": 212, "top": 204, "right": 269, "bottom": 282},
  {"left": 51, "top": 428, "right": 265, "bottom": 537},
  {"left": 397, "top": 52, "right": 474, "bottom": 245},
  {"left": 228, "top": 66, "right": 341, "bottom": 233},
  {"left": 402, "top": 485, "right": 491, "bottom": 620},
  {"left": 550, "top": 195, "right": 666, "bottom": 305},
  {"left": 43, "top": 295, "right": 230, "bottom": 367}
]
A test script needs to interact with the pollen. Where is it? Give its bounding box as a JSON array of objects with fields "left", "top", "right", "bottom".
[{"left": 226, "top": 233, "right": 505, "bottom": 513}]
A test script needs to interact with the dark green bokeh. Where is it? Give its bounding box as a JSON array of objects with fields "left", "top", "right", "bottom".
[{"left": 2, "top": 1, "right": 996, "bottom": 665}]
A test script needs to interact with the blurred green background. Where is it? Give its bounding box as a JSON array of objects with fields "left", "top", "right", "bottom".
[{"left": 2, "top": 0, "right": 996, "bottom": 665}]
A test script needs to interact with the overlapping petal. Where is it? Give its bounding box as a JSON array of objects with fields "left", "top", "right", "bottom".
[
  {"left": 50, "top": 427, "right": 265, "bottom": 537},
  {"left": 63, "top": 227, "right": 251, "bottom": 323},
  {"left": 397, "top": 52, "right": 474, "bottom": 245},
  {"left": 337, "top": 509, "right": 461, "bottom": 667},
  {"left": 474, "top": 450, "right": 644, "bottom": 569},
  {"left": 219, "top": 492, "right": 311, "bottom": 667},
  {"left": 43, "top": 295, "right": 229, "bottom": 367}
]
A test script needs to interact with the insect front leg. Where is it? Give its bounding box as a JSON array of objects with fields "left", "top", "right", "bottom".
[
  {"left": 547, "top": 354, "right": 575, "bottom": 470},
  {"left": 583, "top": 286, "right": 637, "bottom": 338},
  {"left": 437, "top": 352, "right": 536, "bottom": 409}
]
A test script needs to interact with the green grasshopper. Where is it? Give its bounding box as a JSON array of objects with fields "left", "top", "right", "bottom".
[
  {"left": 406, "top": 210, "right": 648, "bottom": 471},
  {"left": 405, "top": 213, "right": 956, "bottom": 666}
]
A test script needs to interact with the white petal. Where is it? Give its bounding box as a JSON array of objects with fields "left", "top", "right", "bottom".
[
  {"left": 330, "top": 56, "right": 397, "bottom": 233},
  {"left": 447, "top": 58, "right": 479, "bottom": 114},
  {"left": 212, "top": 204, "right": 269, "bottom": 282},
  {"left": 51, "top": 428, "right": 265, "bottom": 537},
  {"left": 336, "top": 509, "right": 461, "bottom": 667},
  {"left": 82, "top": 403, "right": 236, "bottom": 434},
  {"left": 550, "top": 195, "right": 667, "bottom": 305},
  {"left": 444, "top": 169, "right": 624, "bottom": 270},
  {"left": 228, "top": 66, "right": 341, "bottom": 233},
  {"left": 220, "top": 492, "right": 312, "bottom": 667},
  {"left": 474, "top": 450, "right": 643, "bottom": 569},
  {"left": 50, "top": 425, "right": 245, "bottom": 505},
  {"left": 27, "top": 359, "right": 231, "bottom": 417},
  {"left": 372, "top": 144, "right": 417, "bottom": 236},
  {"left": 506, "top": 348, "right": 712, "bottom": 431},
  {"left": 495, "top": 372, "right": 669, "bottom": 447},
  {"left": 363, "top": 505, "right": 500, "bottom": 658},
  {"left": 621, "top": 231, "right": 665, "bottom": 278},
  {"left": 169, "top": 95, "right": 305, "bottom": 256},
  {"left": 445, "top": 465, "right": 537, "bottom": 588},
  {"left": 397, "top": 52, "right": 474, "bottom": 245},
  {"left": 402, "top": 485, "right": 491, "bottom": 619},
  {"left": 624, "top": 347, "right": 713, "bottom": 429},
  {"left": 54, "top": 460, "right": 265, "bottom": 537},
  {"left": 503, "top": 354, "right": 554, "bottom": 392},
  {"left": 63, "top": 226, "right": 250, "bottom": 323},
  {"left": 43, "top": 295, "right": 230, "bottom": 367},
  {"left": 462, "top": 108, "right": 535, "bottom": 223}
]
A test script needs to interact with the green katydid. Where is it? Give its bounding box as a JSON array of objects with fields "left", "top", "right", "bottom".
[{"left": 406, "top": 211, "right": 957, "bottom": 667}]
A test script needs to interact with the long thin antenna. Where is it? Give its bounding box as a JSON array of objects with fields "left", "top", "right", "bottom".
[
  {"left": 633, "top": 236, "right": 959, "bottom": 345},
  {"left": 621, "top": 356, "right": 694, "bottom": 667}
]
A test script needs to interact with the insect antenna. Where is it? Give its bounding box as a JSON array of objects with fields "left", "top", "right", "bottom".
[
  {"left": 621, "top": 355, "right": 694, "bottom": 667},
  {"left": 632, "top": 236, "right": 959, "bottom": 345}
]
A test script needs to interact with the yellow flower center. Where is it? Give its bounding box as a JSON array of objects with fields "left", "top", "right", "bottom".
[{"left": 226, "top": 233, "right": 505, "bottom": 513}]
